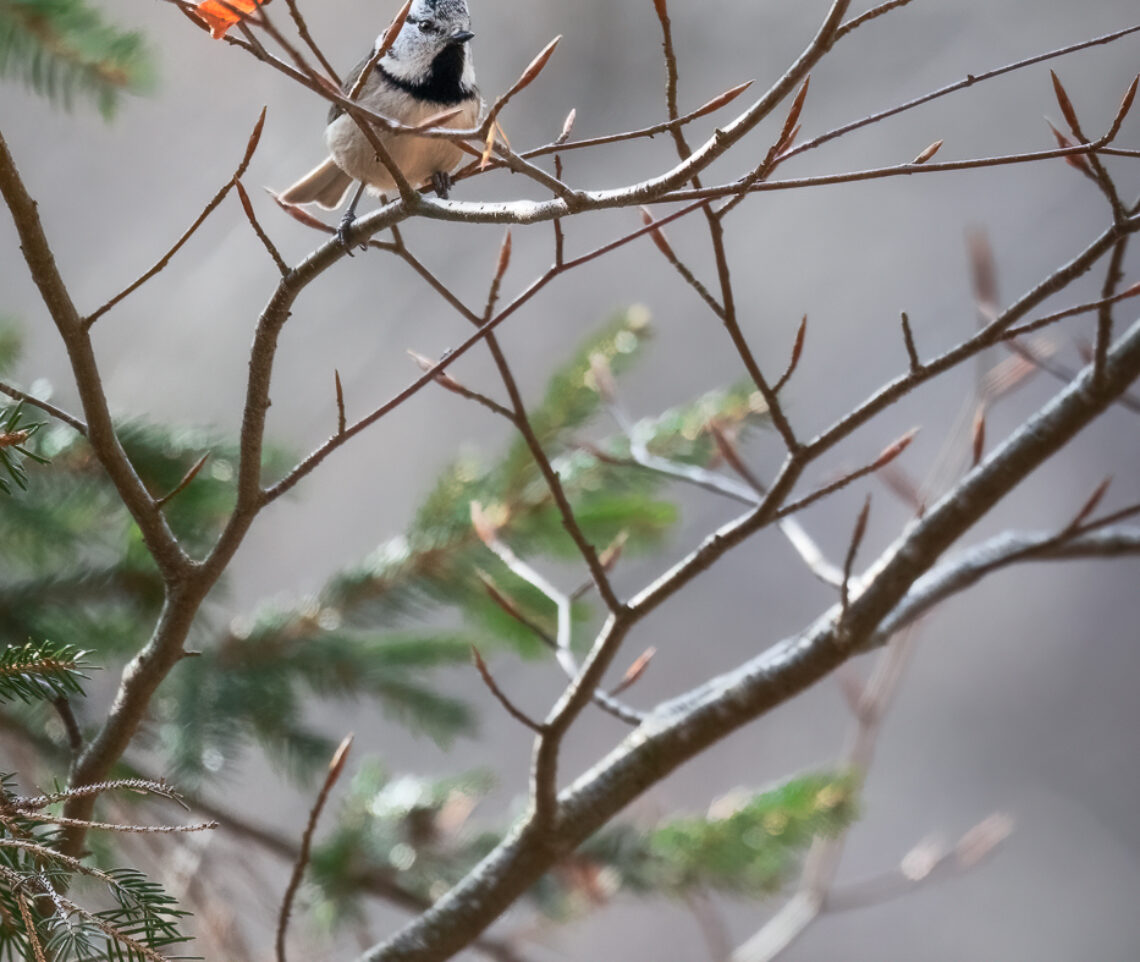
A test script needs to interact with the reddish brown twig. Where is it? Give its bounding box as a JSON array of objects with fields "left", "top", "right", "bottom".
[
  {"left": 275, "top": 734, "right": 353, "bottom": 962},
  {"left": 472, "top": 648, "right": 545, "bottom": 734}
]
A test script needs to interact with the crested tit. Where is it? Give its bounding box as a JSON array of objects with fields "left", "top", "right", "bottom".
[{"left": 280, "top": 0, "right": 482, "bottom": 236}]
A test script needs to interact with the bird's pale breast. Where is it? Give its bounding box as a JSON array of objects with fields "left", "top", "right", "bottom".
[{"left": 325, "top": 83, "right": 481, "bottom": 194}]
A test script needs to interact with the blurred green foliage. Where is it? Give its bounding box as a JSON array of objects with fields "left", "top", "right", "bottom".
[
  {"left": 0, "top": 0, "right": 153, "bottom": 119},
  {"left": 0, "top": 307, "right": 854, "bottom": 942}
]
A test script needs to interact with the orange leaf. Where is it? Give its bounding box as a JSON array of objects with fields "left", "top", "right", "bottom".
[{"left": 195, "top": 0, "right": 265, "bottom": 39}]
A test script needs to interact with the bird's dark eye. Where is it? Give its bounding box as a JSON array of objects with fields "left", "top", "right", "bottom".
[{"left": 417, "top": 19, "right": 438, "bottom": 32}]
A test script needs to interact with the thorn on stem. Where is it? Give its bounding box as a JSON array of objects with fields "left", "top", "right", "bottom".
[
  {"left": 871, "top": 427, "right": 919, "bottom": 471},
  {"left": 334, "top": 370, "right": 346, "bottom": 435},
  {"left": 778, "top": 76, "right": 810, "bottom": 151},
  {"left": 155, "top": 452, "right": 210, "bottom": 509},
  {"left": 610, "top": 647, "right": 656, "bottom": 697},
  {"left": 970, "top": 405, "right": 986, "bottom": 467},
  {"left": 840, "top": 495, "right": 872, "bottom": 623},
  {"left": 900, "top": 312, "right": 921, "bottom": 372},
  {"left": 773, "top": 315, "right": 807, "bottom": 393},
  {"left": 1065, "top": 476, "right": 1112, "bottom": 533}
]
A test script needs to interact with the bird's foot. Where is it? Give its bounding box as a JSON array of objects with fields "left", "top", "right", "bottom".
[
  {"left": 431, "top": 171, "right": 452, "bottom": 200},
  {"left": 336, "top": 209, "right": 358, "bottom": 255}
]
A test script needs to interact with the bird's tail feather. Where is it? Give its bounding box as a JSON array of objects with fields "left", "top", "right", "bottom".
[{"left": 279, "top": 157, "right": 353, "bottom": 209}]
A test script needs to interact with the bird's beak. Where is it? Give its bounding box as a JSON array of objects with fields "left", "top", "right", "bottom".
[{"left": 449, "top": 29, "right": 475, "bottom": 44}]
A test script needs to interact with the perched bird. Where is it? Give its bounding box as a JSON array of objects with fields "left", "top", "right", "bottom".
[{"left": 280, "top": 0, "right": 482, "bottom": 240}]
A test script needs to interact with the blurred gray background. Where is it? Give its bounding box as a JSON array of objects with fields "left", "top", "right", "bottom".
[{"left": 3, "top": 0, "right": 1140, "bottom": 958}]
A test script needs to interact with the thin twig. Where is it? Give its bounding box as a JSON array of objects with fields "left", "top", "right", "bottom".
[
  {"left": 235, "top": 180, "right": 289, "bottom": 275},
  {"left": 0, "top": 381, "right": 86, "bottom": 434},
  {"left": 276, "top": 734, "right": 353, "bottom": 962},
  {"left": 777, "top": 429, "right": 918, "bottom": 521},
  {"left": 155, "top": 452, "right": 210, "bottom": 509},
  {"left": 839, "top": 495, "right": 872, "bottom": 620},
  {"left": 282, "top": 0, "right": 340, "bottom": 84},
  {"left": 85, "top": 107, "right": 267, "bottom": 327},
  {"left": 52, "top": 697, "right": 83, "bottom": 757},
  {"left": 335, "top": 370, "right": 347, "bottom": 435},
  {"left": 1094, "top": 236, "right": 1131, "bottom": 388},
  {"left": 899, "top": 312, "right": 921, "bottom": 372},
  {"left": 773, "top": 315, "right": 808, "bottom": 393},
  {"left": 471, "top": 648, "right": 545, "bottom": 734},
  {"left": 777, "top": 22, "right": 1140, "bottom": 165}
]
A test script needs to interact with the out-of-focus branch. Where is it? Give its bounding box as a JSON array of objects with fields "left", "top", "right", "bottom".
[
  {"left": 0, "top": 381, "right": 87, "bottom": 434},
  {"left": 868, "top": 524, "right": 1140, "bottom": 646},
  {"left": 473, "top": 514, "right": 642, "bottom": 727},
  {"left": 357, "top": 312, "right": 1140, "bottom": 962},
  {"left": 276, "top": 735, "right": 352, "bottom": 962}
]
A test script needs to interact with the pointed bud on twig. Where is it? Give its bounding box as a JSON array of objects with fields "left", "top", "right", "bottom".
[
  {"left": 610, "top": 647, "right": 656, "bottom": 697},
  {"left": 485, "top": 36, "right": 562, "bottom": 134},
  {"left": 515, "top": 36, "right": 562, "bottom": 97},
  {"left": 237, "top": 106, "right": 267, "bottom": 178},
  {"left": 1049, "top": 70, "right": 1085, "bottom": 140},
  {"left": 640, "top": 207, "right": 676, "bottom": 260},
  {"left": 871, "top": 428, "right": 919, "bottom": 471},
  {"left": 556, "top": 108, "right": 577, "bottom": 144},
  {"left": 1066, "top": 476, "right": 1112, "bottom": 532},
  {"left": 1108, "top": 74, "right": 1139, "bottom": 140},
  {"left": 495, "top": 229, "right": 513, "bottom": 284},
  {"left": 691, "top": 80, "right": 754, "bottom": 121},
  {"left": 155, "top": 452, "right": 210, "bottom": 509},
  {"left": 773, "top": 315, "right": 807, "bottom": 393},
  {"left": 955, "top": 813, "right": 1014, "bottom": 869},
  {"left": 234, "top": 178, "right": 256, "bottom": 222},
  {"left": 774, "top": 123, "right": 802, "bottom": 160},
  {"left": 911, "top": 139, "right": 943, "bottom": 165},
  {"left": 971, "top": 405, "right": 986, "bottom": 468},
  {"left": 778, "top": 76, "right": 810, "bottom": 150},
  {"left": 327, "top": 733, "right": 354, "bottom": 780},
  {"left": 334, "top": 370, "right": 346, "bottom": 435},
  {"left": 470, "top": 501, "right": 500, "bottom": 546},
  {"left": 1046, "top": 119, "right": 1094, "bottom": 176}
]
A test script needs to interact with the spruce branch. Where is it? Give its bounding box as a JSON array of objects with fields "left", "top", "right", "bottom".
[{"left": 0, "top": 0, "right": 154, "bottom": 119}]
